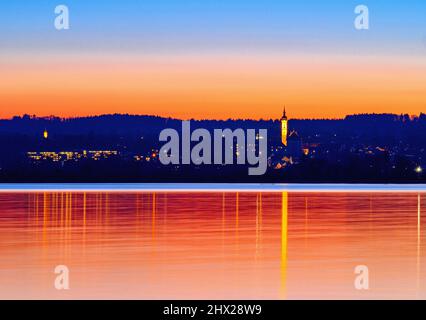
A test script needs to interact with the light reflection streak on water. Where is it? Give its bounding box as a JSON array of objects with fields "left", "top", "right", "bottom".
[{"left": 0, "top": 191, "right": 424, "bottom": 299}]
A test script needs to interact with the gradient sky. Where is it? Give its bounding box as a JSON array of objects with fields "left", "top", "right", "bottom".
[{"left": 0, "top": 0, "right": 425, "bottom": 119}]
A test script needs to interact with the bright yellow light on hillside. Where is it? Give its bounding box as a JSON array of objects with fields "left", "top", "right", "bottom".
[{"left": 281, "top": 107, "right": 288, "bottom": 146}]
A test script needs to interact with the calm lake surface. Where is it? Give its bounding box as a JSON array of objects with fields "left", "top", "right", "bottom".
[{"left": 0, "top": 191, "right": 425, "bottom": 299}]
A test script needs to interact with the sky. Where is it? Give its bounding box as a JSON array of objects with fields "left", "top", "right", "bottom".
[{"left": 0, "top": 0, "right": 425, "bottom": 119}]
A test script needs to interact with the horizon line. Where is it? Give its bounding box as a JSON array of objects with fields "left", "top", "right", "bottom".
[
  {"left": 0, "top": 183, "right": 426, "bottom": 193},
  {"left": 1, "top": 112, "right": 423, "bottom": 122}
]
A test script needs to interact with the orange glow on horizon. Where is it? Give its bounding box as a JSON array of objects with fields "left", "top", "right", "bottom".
[{"left": 1, "top": 53, "right": 425, "bottom": 120}]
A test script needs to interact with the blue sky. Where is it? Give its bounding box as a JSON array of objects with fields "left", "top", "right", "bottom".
[
  {"left": 0, "top": 0, "right": 425, "bottom": 54},
  {"left": 0, "top": 1, "right": 425, "bottom": 119}
]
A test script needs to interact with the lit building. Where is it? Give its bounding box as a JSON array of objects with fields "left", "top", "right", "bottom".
[
  {"left": 281, "top": 107, "right": 288, "bottom": 146},
  {"left": 27, "top": 150, "right": 119, "bottom": 162}
]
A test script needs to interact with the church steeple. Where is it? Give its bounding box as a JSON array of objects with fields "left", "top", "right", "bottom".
[
  {"left": 281, "top": 106, "right": 287, "bottom": 120},
  {"left": 281, "top": 107, "right": 288, "bottom": 146}
]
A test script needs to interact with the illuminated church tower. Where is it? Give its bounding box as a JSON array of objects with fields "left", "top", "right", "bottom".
[{"left": 281, "top": 107, "right": 288, "bottom": 146}]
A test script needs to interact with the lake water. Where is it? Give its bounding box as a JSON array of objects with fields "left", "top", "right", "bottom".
[{"left": 0, "top": 189, "right": 425, "bottom": 299}]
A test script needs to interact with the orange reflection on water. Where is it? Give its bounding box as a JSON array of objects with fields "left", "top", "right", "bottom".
[{"left": 0, "top": 192, "right": 424, "bottom": 299}]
